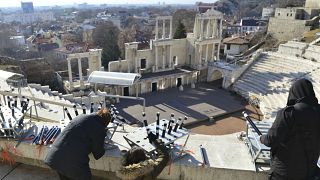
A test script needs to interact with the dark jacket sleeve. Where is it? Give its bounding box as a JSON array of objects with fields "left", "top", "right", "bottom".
[
  {"left": 260, "top": 107, "right": 295, "bottom": 148},
  {"left": 91, "top": 123, "right": 106, "bottom": 160},
  {"left": 150, "top": 141, "right": 170, "bottom": 178}
]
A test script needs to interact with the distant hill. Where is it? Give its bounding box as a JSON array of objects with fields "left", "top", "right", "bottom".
[{"left": 213, "top": 0, "right": 306, "bottom": 17}]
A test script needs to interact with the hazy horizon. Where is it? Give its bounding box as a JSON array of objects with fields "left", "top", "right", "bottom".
[{"left": 0, "top": 0, "right": 217, "bottom": 8}]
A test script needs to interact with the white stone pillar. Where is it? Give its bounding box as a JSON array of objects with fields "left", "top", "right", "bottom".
[
  {"left": 199, "top": 44, "right": 202, "bottom": 65},
  {"left": 169, "top": 17, "right": 173, "bottom": 39},
  {"left": 212, "top": 19, "right": 216, "bottom": 38},
  {"left": 169, "top": 45, "right": 173, "bottom": 68},
  {"left": 78, "top": 58, "right": 83, "bottom": 88},
  {"left": 155, "top": 46, "right": 158, "bottom": 71},
  {"left": 125, "top": 47, "right": 129, "bottom": 60},
  {"left": 127, "top": 49, "right": 131, "bottom": 73},
  {"left": 206, "top": 20, "right": 210, "bottom": 38},
  {"left": 162, "top": 20, "right": 165, "bottom": 39},
  {"left": 162, "top": 46, "right": 166, "bottom": 69},
  {"left": 200, "top": 19, "right": 204, "bottom": 40},
  {"left": 194, "top": 18, "right": 198, "bottom": 39},
  {"left": 217, "top": 43, "right": 221, "bottom": 61},
  {"left": 155, "top": 19, "right": 159, "bottom": 40},
  {"left": 220, "top": 19, "right": 223, "bottom": 39},
  {"left": 198, "top": 19, "right": 201, "bottom": 39},
  {"left": 98, "top": 50, "right": 102, "bottom": 70},
  {"left": 212, "top": 43, "right": 215, "bottom": 61},
  {"left": 209, "top": 19, "right": 213, "bottom": 38},
  {"left": 205, "top": 44, "right": 209, "bottom": 63},
  {"left": 67, "top": 58, "right": 73, "bottom": 89},
  {"left": 135, "top": 57, "right": 138, "bottom": 73}
]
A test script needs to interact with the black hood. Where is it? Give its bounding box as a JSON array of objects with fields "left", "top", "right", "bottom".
[{"left": 287, "top": 78, "right": 318, "bottom": 106}]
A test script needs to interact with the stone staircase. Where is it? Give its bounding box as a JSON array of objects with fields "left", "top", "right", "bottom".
[{"left": 1, "top": 84, "right": 105, "bottom": 122}]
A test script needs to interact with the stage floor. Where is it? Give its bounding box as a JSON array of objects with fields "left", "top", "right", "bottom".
[{"left": 116, "top": 83, "right": 246, "bottom": 125}]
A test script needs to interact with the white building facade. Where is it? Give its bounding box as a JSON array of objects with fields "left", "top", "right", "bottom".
[
  {"left": 3, "top": 12, "right": 55, "bottom": 25},
  {"left": 108, "top": 10, "right": 224, "bottom": 96}
]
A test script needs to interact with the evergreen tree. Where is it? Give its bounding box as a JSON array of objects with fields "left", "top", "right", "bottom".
[{"left": 173, "top": 21, "right": 187, "bottom": 39}]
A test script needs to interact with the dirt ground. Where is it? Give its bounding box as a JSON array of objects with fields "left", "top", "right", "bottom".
[{"left": 187, "top": 104, "right": 263, "bottom": 135}]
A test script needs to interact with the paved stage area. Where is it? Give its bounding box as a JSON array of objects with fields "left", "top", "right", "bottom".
[
  {"left": 117, "top": 83, "right": 245, "bottom": 125},
  {"left": 188, "top": 104, "right": 263, "bottom": 135}
]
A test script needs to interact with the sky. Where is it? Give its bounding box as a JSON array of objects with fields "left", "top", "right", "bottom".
[{"left": 0, "top": 0, "right": 216, "bottom": 7}]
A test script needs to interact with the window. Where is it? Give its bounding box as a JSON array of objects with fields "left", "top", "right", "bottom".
[
  {"left": 140, "top": 59, "right": 146, "bottom": 69},
  {"left": 227, "top": 44, "right": 231, "bottom": 50},
  {"left": 278, "top": 13, "right": 280, "bottom": 16}
]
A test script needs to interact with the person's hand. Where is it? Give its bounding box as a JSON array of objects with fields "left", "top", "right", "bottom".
[{"left": 154, "top": 139, "right": 164, "bottom": 146}]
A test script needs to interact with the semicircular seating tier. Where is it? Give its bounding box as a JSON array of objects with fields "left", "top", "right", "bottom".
[{"left": 232, "top": 51, "right": 320, "bottom": 121}]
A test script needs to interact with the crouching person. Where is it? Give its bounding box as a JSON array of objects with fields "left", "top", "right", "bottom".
[
  {"left": 44, "top": 108, "right": 111, "bottom": 180},
  {"left": 116, "top": 139, "right": 170, "bottom": 180}
]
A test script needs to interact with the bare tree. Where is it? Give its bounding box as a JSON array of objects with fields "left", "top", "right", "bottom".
[{"left": 118, "top": 27, "right": 137, "bottom": 58}]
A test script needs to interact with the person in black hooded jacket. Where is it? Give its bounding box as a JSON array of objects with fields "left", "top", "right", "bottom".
[
  {"left": 260, "top": 78, "right": 320, "bottom": 180},
  {"left": 44, "top": 108, "right": 111, "bottom": 180}
]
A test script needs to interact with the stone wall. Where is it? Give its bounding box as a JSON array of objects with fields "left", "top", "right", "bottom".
[
  {"left": 268, "top": 17, "right": 311, "bottom": 41},
  {"left": 278, "top": 41, "right": 308, "bottom": 56},
  {"left": 108, "top": 60, "right": 129, "bottom": 73},
  {"left": 305, "top": 0, "right": 320, "bottom": 8},
  {"left": 304, "top": 45, "right": 320, "bottom": 61}
]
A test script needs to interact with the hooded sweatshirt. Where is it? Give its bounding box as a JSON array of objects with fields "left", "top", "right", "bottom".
[{"left": 261, "top": 79, "right": 320, "bottom": 179}]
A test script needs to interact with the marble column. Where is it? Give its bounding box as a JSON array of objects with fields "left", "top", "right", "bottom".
[
  {"left": 209, "top": 19, "right": 213, "bottom": 38},
  {"left": 155, "top": 46, "right": 158, "bottom": 71},
  {"left": 194, "top": 18, "right": 198, "bottom": 39},
  {"left": 199, "top": 45, "right": 202, "bottom": 65},
  {"left": 217, "top": 44, "right": 221, "bottom": 61},
  {"left": 169, "top": 17, "right": 173, "bottom": 39},
  {"left": 162, "top": 46, "right": 166, "bottom": 69},
  {"left": 205, "top": 44, "right": 209, "bottom": 63},
  {"left": 169, "top": 45, "right": 173, "bottom": 68},
  {"left": 162, "top": 20, "right": 166, "bottom": 39},
  {"left": 206, "top": 20, "right": 210, "bottom": 38},
  {"left": 67, "top": 58, "right": 73, "bottom": 88},
  {"left": 97, "top": 50, "right": 102, "bottom": 70},
  {"left": 155, "top": 19, "right": 159, "bottom": 40},
  {"left": 212, "top": 19, "right": 216, "bottom": 38},
  {"left": 135, "top": 56, "right": 138, "bottom": 73},
  {"left": 127, "top": 49, "right": 130, "bottom": 73},
  {"left": 212, "top": 43, "right": 216, "bottom": 61},
  {"left": 219, "top": 19, "right": 223, "bottom": 39},
  {"left": 200, "top": 19, "right": 204, "bottom": 40},
  {"left": 125, "top": 47, "right": 129, "bottom": 60},
  {"left": 78, "top": 58, "right": 83, "bottom": 88}
]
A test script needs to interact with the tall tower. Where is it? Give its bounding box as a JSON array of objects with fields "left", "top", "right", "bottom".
[
  {"left": 21, "top": 2, "right": 34, "bottom": 13},
  {"left": 305, "top": 0, "right": 320, "bottom": 8}
]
